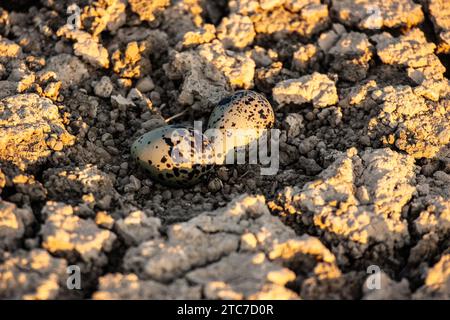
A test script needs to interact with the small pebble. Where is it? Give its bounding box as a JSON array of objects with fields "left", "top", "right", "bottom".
[
  {"left": 136, "top": 76, "right": 155, "bottom": 93},
  {"left": 94, "top": 76, "right": 114, "bottom": 98}
]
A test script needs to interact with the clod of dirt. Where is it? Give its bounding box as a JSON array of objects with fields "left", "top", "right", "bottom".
[
  {"left": 164, "top": 47, "right": 231, "bottom": 108},
  {"left": 331, "top": 0, "right": 424, "bottom": 30},
  {"left": 270, "top": 148, "right": 416, "bottom": 267},
  {"left": 40, "top": 201, "right": 117, "bottom": 266},
  {"left": 0, "top": 249, "right": 67, "bottom": 300},
  {"left": 93, "top": 274, "right": 201, "bottom": 299},
  {"left": 128, "top": 0, "right": 170, "bottom": 23},
  {"left": 186, "top": 252, "right": 298, "bottom": 299},
  {"left": 111, "top": 41, "right": 151, "bottom": 79},
  {"left": 273, "top": 72, "right": 338, "bottom": 108},
  {"left": 292, "top": 43, "right": 320, "bottom": 72},
  {"left": 120, "top": 195, "right": 361, "bottom": 299},
  {"left": 0, "top": 94, "right": 75, "bottom": 170},
  {"left": 42, "top": 165, "right": 117, "bottom": 213},
  {"left": 114, "top": 210, "right": 161, "bottom": 246},
  {"left": 282, "top": 113, "right": 304, "bottom": 138},
  {"left": 217, "top": 14, "right": 256, "bottom": 50},
  {"left": 0, "top": 38, "right": 22, "bottom": 63},
  {"left": 427, "top": 0, "right": 450, "bottom": 53},
  {"left": 0, "top": 201, "right": 34, "bottom": 250},
  {"left": 231, "top": 0, "right": 329, "bottom": 39},
  {"left": 412, "top": 171, "right": 450, "bottom": 244},
  {"left": 366, "top": 86, "right": 450, "bottom": 159},
  {"left": 178, "top": 24, "right": 216, "bottom": 50},
  {"left": 372, "top": 29, "right": 448, "bottom": 101},
  {"left": 43, "top": 54, "right": 89, "bottom": 89},
  {"left": 57, "top": 26, "right": 110, "bottom": 68},
  {"left": 197, "top": 40, "right": 256, "bottom": 90},
  {"left": 93, "top": 76, "right": 114, "bottom": 98},
  {"left": 328, "top": 31, "right": 373, "bottom": 82},
  {"left": 413, "top": 253, "right": 450, "bottom": 299},
  {"left": 80, "top": 0, "right": 127, "bottom": 36}
]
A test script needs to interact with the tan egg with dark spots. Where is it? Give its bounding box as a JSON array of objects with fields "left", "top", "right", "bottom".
[
  {"left": 206, "top": 90, "right": 275, "bottom": 161},
  {"left": 131, "top": 125, "right": 215, "bottom": 187}
]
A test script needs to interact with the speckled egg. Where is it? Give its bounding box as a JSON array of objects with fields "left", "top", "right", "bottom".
[
  {"left": 206, "top": 90, "right": 275, "bottom": 160},
  {"left": 131, "top": 125, "right": 215, "bottom": 186}
]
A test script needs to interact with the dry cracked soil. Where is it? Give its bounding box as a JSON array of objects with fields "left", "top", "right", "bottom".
[{"left": 0, "top": 0, "right": 449, "bottom": 300}]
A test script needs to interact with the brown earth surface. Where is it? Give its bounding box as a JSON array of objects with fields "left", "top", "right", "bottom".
[{"left": 0, "top": 0, "right": 449, "bottom": 300}]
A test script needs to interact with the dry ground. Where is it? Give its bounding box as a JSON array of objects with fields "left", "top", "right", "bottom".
[{"left": 0, "top": 0, "right": 449, "bottom": 299}]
